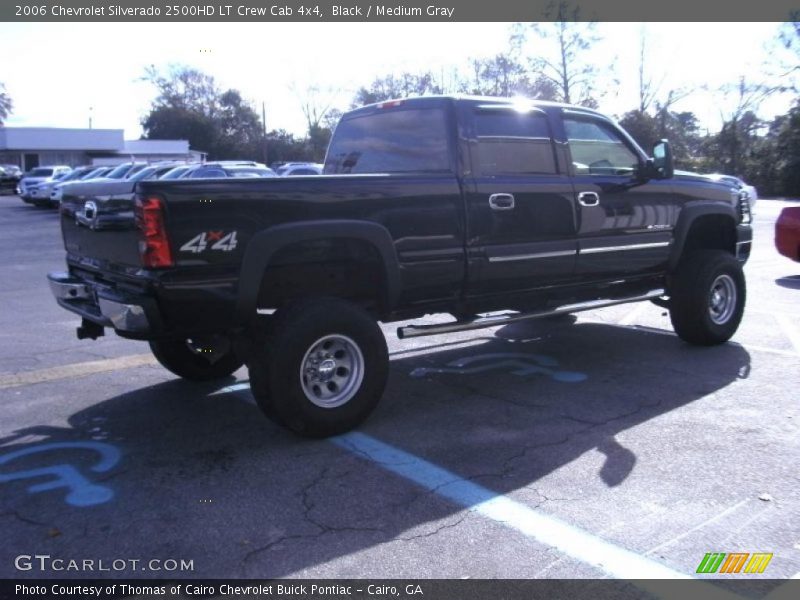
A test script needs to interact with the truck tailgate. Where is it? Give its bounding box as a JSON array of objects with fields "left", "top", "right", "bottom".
[{"left": 60, "top": 189, "right": 141, "bottom": 269}]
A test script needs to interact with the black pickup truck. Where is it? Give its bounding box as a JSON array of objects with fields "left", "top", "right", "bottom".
[{"left": 48, "top": 96, "right": 753, "bottom": 437}]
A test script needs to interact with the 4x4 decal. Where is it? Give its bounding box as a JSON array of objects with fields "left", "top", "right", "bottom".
[{"left": 180, "top": 231, "right": 238, "bottom": 253}]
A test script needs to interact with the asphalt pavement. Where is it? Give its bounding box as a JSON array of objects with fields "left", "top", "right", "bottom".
[{"left": 0, "top": 195, "right": 798, "bottom": 589}]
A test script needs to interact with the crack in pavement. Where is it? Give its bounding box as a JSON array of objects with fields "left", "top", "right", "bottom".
[{"left": 0, "top": 510, "right": 50, "bottom": 527}]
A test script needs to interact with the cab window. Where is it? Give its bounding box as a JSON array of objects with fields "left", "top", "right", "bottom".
[
  {"left": 564, "top": 116, "right": 639, "bottom": 176},
  {"left": 473, "top": 110, "right": 556, "bottom": 176}
]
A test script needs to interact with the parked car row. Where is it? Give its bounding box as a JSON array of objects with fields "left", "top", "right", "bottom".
[
  {"left": 706, "top": 173, "right": 759, "bottom": 209},
  {"left": 10, "top": 159, "right": 290, "bottom": 208},
  {"left": 273, "top": 162, "right": 324, "bottom": 176},
  {"left": 673, "top": 170, "right": 759, "bottom": 212}
]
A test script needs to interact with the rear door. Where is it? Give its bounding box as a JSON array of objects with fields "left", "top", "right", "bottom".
[
  {"left": 463, "top": 105, "right": 577, "bottom": 297},
  {"left": 561, "top": 111, "right": 675, "bottom": 278}
]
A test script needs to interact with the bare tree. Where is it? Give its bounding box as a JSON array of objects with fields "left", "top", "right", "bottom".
[
  {"left": 637, "top": 26, "right": 661, "bottom": 113},
  {"left": 778, "top": 18, "right": 800, "bottom": 90},
  {"left": 0, "top": 82, "right": 13, "bottom": 125},
  {"left": 292, "top": 84, "right": 342, "bottom": 160},
  {"left": 715, "top": 76, "right": 778, "bottom": 174},
  {"left": 352, "top": 72, "right": 441, "bottom": 107},
  {"left": 521, "top": 2, "right": 608, "bottom": 106}
]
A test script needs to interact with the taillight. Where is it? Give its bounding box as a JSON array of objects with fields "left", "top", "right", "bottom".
[
  {"left": 134, "top": 196, "right": 173, "bottom": 268},
  {"left": 377, "top": 100, "right": 403, "bottom": 109}
]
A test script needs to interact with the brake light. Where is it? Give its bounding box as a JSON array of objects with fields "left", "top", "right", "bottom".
[
  {"left": 377, "top": 100, "right": 403, "bottom": 109},
  {"left": 134, "top": 196, "right": 173, "bottom": 268}
]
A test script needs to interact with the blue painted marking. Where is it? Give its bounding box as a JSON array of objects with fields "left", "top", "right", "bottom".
[
  {"left": 332, "top": 432, "right": 690, "bottom": 581},
  {"left": 0, "top": 442, "right": 121, "bottom": 507}
]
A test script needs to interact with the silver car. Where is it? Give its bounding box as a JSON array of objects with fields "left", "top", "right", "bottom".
[{"left": 50, "top": 167, "right": 114, "bottom": 206}]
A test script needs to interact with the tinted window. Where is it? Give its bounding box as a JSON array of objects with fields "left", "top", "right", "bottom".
[
  {"left": 474, "top": 110, "right": 556, "bottom": 175},
  {"left": 564, "top": 117, "right": 639, "bottom": 176},
  {"left": 324, "top": 108, "right": 450, "bottom": 174},
  {"left": 28, "top": 168, "right": 54, "bottom": 177},
  {"left": 191, "top": 167, "right": 227, "bottom": 178},
  {"left": 288, "top": 168, "right": 318, "bottom": 175}
]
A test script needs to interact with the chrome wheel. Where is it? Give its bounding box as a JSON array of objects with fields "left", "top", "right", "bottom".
[
  {"left": 300, "top": 334, "right": 365, "bottom": 408},
  {"left": 708, "top": 274, "right": 737, "bottom": 325}
]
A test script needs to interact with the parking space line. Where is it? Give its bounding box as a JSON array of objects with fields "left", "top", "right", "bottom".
[
  {"left": 0, "top": 354, "right": 157, "bottom": 390},
  {"left": 210, "top": 385, "right": 767, "bottom": 591},
  {"left": 334, "top": 433, "right": 688, "bottom": 580},
  {"left": 644, "top": 499, "right": 750, "bottom": 556}
]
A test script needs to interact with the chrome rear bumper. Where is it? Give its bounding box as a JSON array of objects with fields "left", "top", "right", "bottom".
[{"left": 47, "top": 271, "right": 151, "bottom": 333}]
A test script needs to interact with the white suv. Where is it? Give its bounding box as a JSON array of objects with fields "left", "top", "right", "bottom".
[{"left": 18, "top": 165, "right": 72, "bottom": 203}]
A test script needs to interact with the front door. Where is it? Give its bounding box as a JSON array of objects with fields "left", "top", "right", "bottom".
[{"left": 562, "top": 112, "right": 676, "bottom": 279}]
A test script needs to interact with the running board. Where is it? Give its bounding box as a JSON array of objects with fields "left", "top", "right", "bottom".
[{"left": 396, "top": 289, "right": 665, "bottom": 339}]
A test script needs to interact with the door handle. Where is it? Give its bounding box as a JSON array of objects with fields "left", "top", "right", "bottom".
[
  {"left": 577, "top": 191, "right": 600, "bottom": 207},
  {"left": 489, "top": 193, "right": 515, "bottom": 210}
]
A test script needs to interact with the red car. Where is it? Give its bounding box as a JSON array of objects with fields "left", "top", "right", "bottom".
[{"left": 776, "top": 206, "right": 800, "bottom": 262}]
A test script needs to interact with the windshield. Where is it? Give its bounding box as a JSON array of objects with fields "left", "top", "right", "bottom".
[
  {"left": 27, "top": 168, "right": 54, "bottom": 177},
  {"left": 82, "top": 167, "right": 108, "bottom": 179},
  {"left": 129, "top": 167, "right": 159, "bottom": 182},
  {"left": 124, "top": 164, "right": 147, "bottom": 178},
  {"left": 61, "top": 169, "right": 90, "bottom": 182},
  {"left": 105, "top": 164, "right": 134, "bottom": 179},
  {"left": 159, "top": 166, "right": 192, "bottom": 179}
]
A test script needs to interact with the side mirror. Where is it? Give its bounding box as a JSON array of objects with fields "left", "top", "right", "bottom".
[{"left": 652, "top": 140, "right": 674, "bottom": 179}]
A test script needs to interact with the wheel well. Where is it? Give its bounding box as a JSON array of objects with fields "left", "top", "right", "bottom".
[
  {"left": 255, "top": 238, "right": 387, "bottom": 316},
  {"left": 680, "top": 215, "right": 737, "bottom": 257}
]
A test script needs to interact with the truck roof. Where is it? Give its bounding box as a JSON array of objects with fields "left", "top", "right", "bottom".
[{"left": 345, "top": 94, "right": 605, "bottom": 119}]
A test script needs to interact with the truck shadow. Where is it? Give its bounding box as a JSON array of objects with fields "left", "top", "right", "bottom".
[{"left": 0, "top": 320, "right": 750, "bottom": 578}]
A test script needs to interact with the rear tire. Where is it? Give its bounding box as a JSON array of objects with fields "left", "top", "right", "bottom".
[
  {"left": 248, "top": 298, "right": 388, "bottom": 438},
  {"left": 668, "top": 250, "right": 746, "bottom": 346},
  {"left": 149, "top": 336, "right": 244, "bottom": 381}
]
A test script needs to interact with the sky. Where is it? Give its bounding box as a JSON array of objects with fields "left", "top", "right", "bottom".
[{"left": 0, "top": 22, "right": 795, "bottom": 140}]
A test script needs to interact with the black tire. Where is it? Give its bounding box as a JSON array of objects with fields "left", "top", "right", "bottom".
[
  {"left": 149, "top": 336, "right": 244, "bottom": 381},
  {"left": 248, "top": 298, "right": 389, "bottom": 438},
  {"left": 668, "top": 250, "right": 746, "bottom": 346}
]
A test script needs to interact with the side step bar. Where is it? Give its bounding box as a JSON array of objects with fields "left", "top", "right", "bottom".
[{"left": 397, "top": 289, "right": 665, "bottom": 339}]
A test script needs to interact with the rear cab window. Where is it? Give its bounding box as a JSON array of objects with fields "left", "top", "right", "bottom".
[
  {"left": 472, "top": 109, "right": 557, "bottom": 176},
  {"left": 324, "top": 106, "right": 452, "bottom": 175}
]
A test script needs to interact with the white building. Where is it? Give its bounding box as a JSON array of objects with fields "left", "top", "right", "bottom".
[{"left": 0, "top": 127, "right": 205, "bottom": 170}]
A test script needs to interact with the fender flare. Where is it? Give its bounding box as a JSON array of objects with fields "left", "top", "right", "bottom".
[
  {"left": 235, "top": 220, "right": 401, "bottom": 323},
  {"left": 668, "top": 203, "right": 738, "bottom": 270}
]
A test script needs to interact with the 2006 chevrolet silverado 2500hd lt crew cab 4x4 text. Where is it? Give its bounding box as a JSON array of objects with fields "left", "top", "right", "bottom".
[{"left": 48, "top": 96, "right": 753, "bottom": 437}]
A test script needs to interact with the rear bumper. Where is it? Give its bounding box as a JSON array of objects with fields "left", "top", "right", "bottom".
[{"left": 47, "top": 271, "right": 160, "bottom": 335}]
